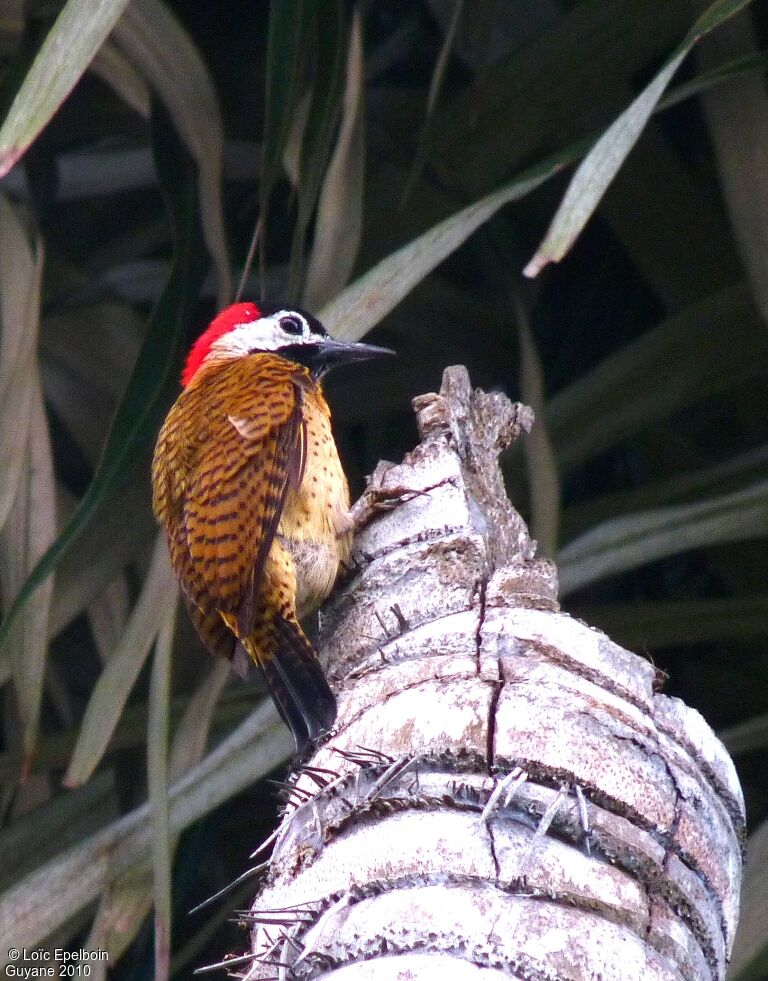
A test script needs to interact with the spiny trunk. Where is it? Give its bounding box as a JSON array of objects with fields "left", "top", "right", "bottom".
[{"left": 243, "top": 367, "right": 744, "bottom": 981}]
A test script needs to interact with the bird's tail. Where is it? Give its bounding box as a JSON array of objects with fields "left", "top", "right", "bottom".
[{"left": 240, "top": 613, "right": 337, "bottom": 750}]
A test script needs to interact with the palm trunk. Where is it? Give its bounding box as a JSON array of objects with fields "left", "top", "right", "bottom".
[{"left": 244, "top": 367, "right": 744, "bottom": 981}]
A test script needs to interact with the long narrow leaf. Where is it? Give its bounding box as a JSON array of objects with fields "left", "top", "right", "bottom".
[
  {"left": 321, "top": 148, "right": 575, "bottom": 340},
  {"left": 397, "top": 47, "right": 768, "bottom": 326},
  {"left": 0, "top": 688, "right": 254, "bottom": 786},
  {"left": 169, "top": 659, "right": 230, "bottom": 778},
  {"left": 40, "top": 304, "right": 144, "bottom": 466},
  {"left": 558, "top": 479, "right": 768, "bottom": 595},
  {"left": 515, "top": 297, "right": 560, "bottom": 557},
  {"left": 303, "top": 7, "right": 365, "bottom": 310},
  {"left": 87, "top": 869, "right": 152, "bottom": 975},
  {"left": 0, "top": 192, "right": 40, "bottom": 698},
  {"left": 148, "top": 603, "right": 175, "bottom": 981},
  {"left": 88, "top": 576, "right": 131, "bottom": 664},
  {"left": 0, "top": 199, "right": 54, "bottom": 758},
  {"left": 400, "top": 0, "right": 465, "bottom": 205},
  {"left": 112, "top": 0, "right": 231, "bottom": 305},
  {"left": 658, "top": 50, "right": 768, "bottom": 111},
  {"left": 0, "top": 0, "right": 132, "bottom": 177},
  {"left": 84, "top": 658, "right": 230, "bottom": 965},
  {"left": 0, "top": 103, "right": 206, "bottom": 661},
  {"left": 49, "top": 477, "right": 155, "bottom": 640},
  {"left": 0, "top": 195, "right": 42, "bottom": 532},
  {"left": 728, "top": 818, "right": 768, "bottom": 980},
  {"left": 288, "top": 0, "right": 346, "bottom": 296},
  {"left": 0, "top": 771, "right": 117, "bottom": 892},
  {"left": 548, "top": 282, "right": 767, "bottom": 473},
  {"left": 260, "top": 0, "right": 311, "bottom": 267},
  {"left": 64, "top": 534, "right": 177, "bottom": 787},
  {"left": 524, "top": 0, "right": 756, "bottom": 276},
  {"left": 2, "top": 383, "right": 57, "bottom": 758},
  {"left": 0, "top": 703, "right": 292, "bottom": 961},
  {"left": 563, "top": 443, "right": 768, "bottom": 539},
  {"left": 91, "top": 40, "right": 151, "bottom": 119},
  {"left": 695, "top": 5, "right": 768, "bottom": 329},
  {"left": 571, "top": 596, "right": 768, "bottom": 651}
]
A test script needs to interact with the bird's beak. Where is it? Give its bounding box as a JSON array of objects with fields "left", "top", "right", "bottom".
[
  {"left": 318, "top": 336, "right": 396, "bottom": 367},
  {"left": 279, "top": 334, "right": 395, "bottom": 379},
  {"left": 308, "top": 337, "right": 395, "bottom": 379}
]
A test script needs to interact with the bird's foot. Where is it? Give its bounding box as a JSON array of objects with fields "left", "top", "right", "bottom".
[{"left": 349, "top": 484, "right": 429, "bottom": 532}]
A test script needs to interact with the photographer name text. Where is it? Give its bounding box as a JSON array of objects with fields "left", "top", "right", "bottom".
[{"left": 5, "top": 950, "right": 108, "bottom": 978}]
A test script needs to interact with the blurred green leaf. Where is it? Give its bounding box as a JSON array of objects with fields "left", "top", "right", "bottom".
[
  {"left": 87, "top": 867, "right": 153, "bottom": 968},
  {"left": 400, "top": 0, "right": 465, "bottom": 206},
  {"left": 40, "top": 303, "right": 144, "bottom": 465},
  {"left": 0, "top": 0, "right": 132, "bottom": 177},
  {"left": 49, "top": 477, "right": 155, "bottom": 640},
  {"left": 91, "top": 39, "right": 151, "bottom": 119},
  {"left": 691, "top": 0, "right": 754, "bottom": 37},
  {"left": 169, "top": 659, "right": 230, "bottom": 778},
  {"left": 694, "top": 4, "right": 768, "bottom": 338},
  {"left": 0, "top": 198, "right": 55, "bottom": 757},
  {"left": 321, "top": 48, "right": 767, "bottom": 345},
  {"left": 429, "top": 0, "right": 690, "bottom": 194},
  {"left": 424, "top": 0, "right": 465, "bottom": 118},
  {"left": 658, "top": 49, "right": 768, "bottom": 111},
  {"left": 87, "top": 574, "right": 130, "bottom": 664},
  {"left": 0, "top": 687, "right": 253, "bottom": 783}
]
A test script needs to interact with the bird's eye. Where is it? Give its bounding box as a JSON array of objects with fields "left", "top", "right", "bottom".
[{"left": 280, "top": 315, "right": 304, "bottom": 336}]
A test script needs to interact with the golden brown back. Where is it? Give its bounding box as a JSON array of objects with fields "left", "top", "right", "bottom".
[{"left": 152, "top": 353, "right": 345, "bottom": 743}]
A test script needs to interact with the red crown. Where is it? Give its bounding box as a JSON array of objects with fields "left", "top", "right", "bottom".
[{"left": 181, "top": 302, "right": 261, "bottom": 387}]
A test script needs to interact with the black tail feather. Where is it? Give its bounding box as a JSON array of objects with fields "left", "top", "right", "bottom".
[{"left": 261, "top": 614, "right": 336, "bottom": 750}]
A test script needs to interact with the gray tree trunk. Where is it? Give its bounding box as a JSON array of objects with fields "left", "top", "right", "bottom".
[{"left": 244, "top": 367, "right": 745, "bottom": 981}]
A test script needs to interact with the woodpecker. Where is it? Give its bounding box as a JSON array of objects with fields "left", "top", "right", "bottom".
[{"left": 151, "top": 302, "right": 393, "bottom": 749}]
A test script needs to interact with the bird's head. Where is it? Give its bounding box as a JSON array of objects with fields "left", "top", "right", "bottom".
[{"left": 181, "top": 302, "right": 394, "bottom": 387}]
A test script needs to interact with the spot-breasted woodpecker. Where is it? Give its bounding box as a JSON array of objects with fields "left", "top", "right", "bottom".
[{"left": 151, "top": 302, "right": 393, "bottom": 749}]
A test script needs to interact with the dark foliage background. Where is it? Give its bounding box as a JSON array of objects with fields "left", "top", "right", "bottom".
[{"left": 0, "top": 0, "right": 766, "bottom": 977}]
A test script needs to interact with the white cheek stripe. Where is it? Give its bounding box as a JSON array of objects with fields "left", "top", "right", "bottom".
[{"left": 206, "top": 313, "right": 311, "bottom": 362}]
